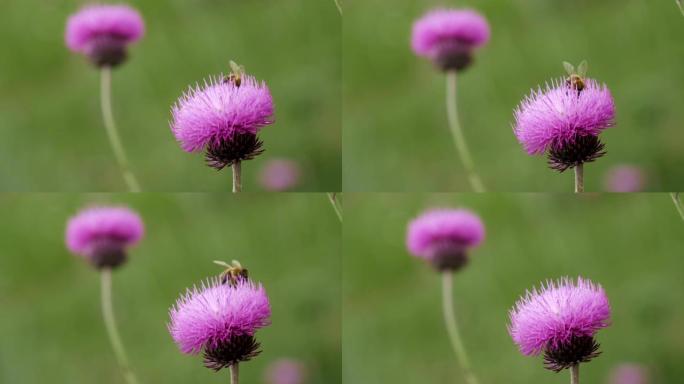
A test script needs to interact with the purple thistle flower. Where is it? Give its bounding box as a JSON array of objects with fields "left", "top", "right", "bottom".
[
  {"left": 168, "top": 277, "right": 271, "bottom": 371},
  {"left": 406, "top": 209, "right": 485, "bottom": 271},
  {"left": 411, "top": 9, "right": 490, "bottom": 72},
  {"left": 605, "top": 165, "right": 646, "bottom": 192},
  {"left": 265, "top": 359, "right": 308, "bottom": 384},
  {"left": 65, "top": 4, "right": 145, "bottom": 67},
  {"left": 259, "top": 159, "right": 301, "bottom": 191},
  {"left": 513, "top": 78, "right": 616, "bottom": 172},
  {"left": 508, "top": 277, "right": 611, "bottom": 372},
  {"left": 65, "top": 206, "right": 144, "bottom": 269},
  {"left": 609, "top": 363, "right": 650, "bottom": 384},
  {"left": 170, "top": 74, "right": 274, "bottom": 170}
]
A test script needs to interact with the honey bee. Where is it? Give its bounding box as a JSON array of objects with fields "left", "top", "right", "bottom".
[
  {"left": 563, "top": 60, "right": 588, "bottom": 92},
  {"left": 223, "top": 60, "right": 245, "bottom": 87},
  {"left": 213, "top": 260, "right": 249, "bottom": 286}
]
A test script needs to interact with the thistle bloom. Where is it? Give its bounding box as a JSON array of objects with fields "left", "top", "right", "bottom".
[
  {"left": 609, "top": 363, "right": 650, "bottom": 384},
  {"left": 513, "top": 78, "right": 616, "bottom": 172},
  {"left": 65, "top": 4, "right": 145, "bottom": 67},
  {"left": 508, "top": 277, "right": 611, "bottom": 372},
  {"left": 259, "top": 159, "right": 301, "bottom": 191},
  {"left": 265, "top": 359, "right": 307, "bottom": 384},
  {"left": 65, "top": 206, "right": 144, "bottom": 269},
  {"left": 406, "top": 209, "right": 485, "bottom": 271},
  {"left": 171, "top": 74, "right": 275, "bottom": 171},
  {"left": 411, "top": 9, "right": 490, "bottom": 71},
  {"left": 605, "top": 165, "right": 646, "bottom": 192},
  {"left": 168, "top": 277, "right": 271, "bottom": 371}
]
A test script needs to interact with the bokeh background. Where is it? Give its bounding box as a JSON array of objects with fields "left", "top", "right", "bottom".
[
  {"left": 0, "top": 0, "right": 341, "bottom": 191},
  {"left": 343, "top": 0, "right": 684, "bottom": 191},
  {"left": 343, "top": 193, "right": 684, "bottom": 383},
  {"left": 0, "top": 193, "right": 340, "bottom": 383}
]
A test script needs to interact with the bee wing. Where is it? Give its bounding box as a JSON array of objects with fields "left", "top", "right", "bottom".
[
  {"left": 577, "top": 60, "right": 588, "bottom": 77},
  {"left": 213, "top": 260, "right": 232, "bottom": 268},
  {"left": 563, "top": 61, "right": 575, "bottom": 76}
]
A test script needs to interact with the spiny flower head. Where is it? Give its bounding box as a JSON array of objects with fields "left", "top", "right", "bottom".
[
  {"left": 508, "top": 277, "right": 611, "bottom": 370},
  {"left": 65, "top": 4, "right": 145, "bottom": 67},
  {"left": 171, "top": 74, "right": 274, "bottom": 153},
  {"left": 65, "top": 206, "right": 144, "bottom": 268},
  {"left": 411, "top": 9, "right": 490, "bottom": 71},
  {"left": 513, "top": 78, "right": 616, "bottom": 157},
  {"left": 168, "top": 277, "right": 271, "bottom": 356},
  {"left": 406, "top": 209, "right": 485, "bottom": 271}
]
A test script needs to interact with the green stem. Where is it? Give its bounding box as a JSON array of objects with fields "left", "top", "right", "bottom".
[
  {"left": 230, "top": 364, "right": 239, "bottom": 384},
  {"left": 570, "top": 364, "right": 579, "bottom": 384},
  {"left": 327, "top": 193, "right": 343, "bottom": 222},
  {"left": 232, "top": 161, "right": 242, "bottom": 193},
  {"left": 101, "top": 268, "right": 139, "bottom": 384},
  {"left": 334, "top": 0, "right": 342, "bottom": 15},
  {"left": 100, "top": 67, "right": 141, "bottom": 192},
  {"left": 677, "top": 0, "right": 684, "bottom": 16},
  {"left": 574, "top": 164, "right": 584, "bottom": 193},
  {"left": 441, "top": 273, "right": 479, "bottom": 384},
  {"left": 671, "top": 193, "right": 684, "bottom": 221},
  {"left": 445, "top": 71, "right": 485, "bottom": 192}
]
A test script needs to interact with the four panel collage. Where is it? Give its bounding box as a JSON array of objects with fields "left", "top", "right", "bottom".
[{"left": 1, "top": 1, "right": 682, "bottom": 383}]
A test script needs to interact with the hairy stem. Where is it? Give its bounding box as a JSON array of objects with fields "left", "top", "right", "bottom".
[
  {"left": 671, "top": 193, "right": 684, "bottom": 221},
  {"left": 327, "top": 193, "right": 343, "bottom": 222},
  {"left": 574, "top": 164, "right": 584, "bottom": 193},
  {"left": 445, "top": 71, "right": 485, "bottom": 192},
  {"left": 101, "top": 268, "right": 139, "bottom": 384},
  {"left": 100, "top": 67, "right": 141, "bottom": 192},
  {"left": 230, "top": 364, "right": 239, "bottom": 384},
  {"left": 570, "top": 364, "right": 579, "bottom": 384},
  {"left": 232, "top": 161, "right": 242, "bottom": 193},
  {"left": 441, "top": 273, "right": 480, "bottom": 384}
]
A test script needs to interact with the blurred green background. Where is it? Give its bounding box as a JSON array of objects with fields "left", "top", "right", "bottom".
[
  {"left": 0, "top": 0, "right": 341, "bottom": 191},
  {"left": 343, "top": 0, "right": 684, "bottom": 191},
  {"left": 0, "top": 193, "right": 340, "bottom": 383},
  {"left": 343, "top": 193, "right": 684, "bottom": 383}
]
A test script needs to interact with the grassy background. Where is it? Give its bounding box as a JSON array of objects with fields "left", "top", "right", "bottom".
[
  {"left": 343, "top": 0, "right": 684, "bottom": 191},
  {"left": 0, "top": 193, "right": 341, "bottom": 383},
  {"left": 0, "top": 0, "right": 341, "bottom": 192},
  {"left": 343, "top": 193, "right": 684, "bottom": 383}
]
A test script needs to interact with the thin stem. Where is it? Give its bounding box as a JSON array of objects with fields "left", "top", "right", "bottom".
[
  {"left": 677, "top": 0, "right": 684, "bottom": 16},
  {"left": 671, "top": 193, "right": 684, "bottom": 221},
  {"left": 230, "top": 364, "right": 239, "bottom": 384},
  {"left": 445, "top": 71, "right": 485, "bottom": 192},
  {"left": 101, "top": 268, "right": 140, "bottom": 384},
  {"left": 100, "top": 67, "right": 141, "bottom": 192},
  {"left": 232, "top": 161, "right": 242, "bottom": 193},
  {"left": 574, "top": 164, "right": 584, "bottom": 193},
  {"left": 334, "top": 0, "right": 342, "bottom": 15},
  {"left": 327, "top": 193, "right": 343, "bottom": 222},
  {"left": 570, "top": 364, "right": 579, "bottom": 384},
  {"left": 441, "top": 273, "right": 479, "bottom": 384}
]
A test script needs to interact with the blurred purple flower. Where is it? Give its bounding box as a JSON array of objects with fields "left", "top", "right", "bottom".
[
  {"left": 65, "top": 206, "right": 144, "bottom": 269},
  {"left": 65, "top": 4, "right": 145, "bottom": 67},
  {"left": 411, "top": 9, "right": 490, "bottom": 71},
  {"left": 609, "top": 363, "right": 650, "bottom": 384},
  {"left": 168, "top": 277, "right": 271, "bottom": 371},
  {"left": 605, "top": 165, "right": 646, "bottom": 192},
  {"left": 514, "top": 78, "right": 616, "bottom": 171},
  {"left": 406, "top": 209, "right": 485, "bottom": 271},
  {"left": 265, "top": 359, "right": 307, "bottom": 384},
  {"left": 259, "top": 159, "right": 301, "bottom": 191},
  {"left": 508, "top": 277, "right": 611, "bottom": 371}
]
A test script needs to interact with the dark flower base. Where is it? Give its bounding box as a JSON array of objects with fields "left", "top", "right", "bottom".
[
  {"left": 89, "top": 238, "right": 127, "bottom": 269},
  {"left": 86, "top": 35, "right": 128, "bottom": 68},
  {"left": 428, "top": 241, "right": 469, "bottom": 272},
  {"left": 543, "top": 335, "right": 601, "bottom": 372},
  {"left": 203, "top": 334, "right": 261, "bottom": 372},
  {"left": 434, "top": 41, "right": 474, "bottom": 72},
  {"left": 205, "top": 133, "right": 264, "bottom": 171},
  {"left": 547, "top": 135, "right": 606, "bottom": 172}
]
